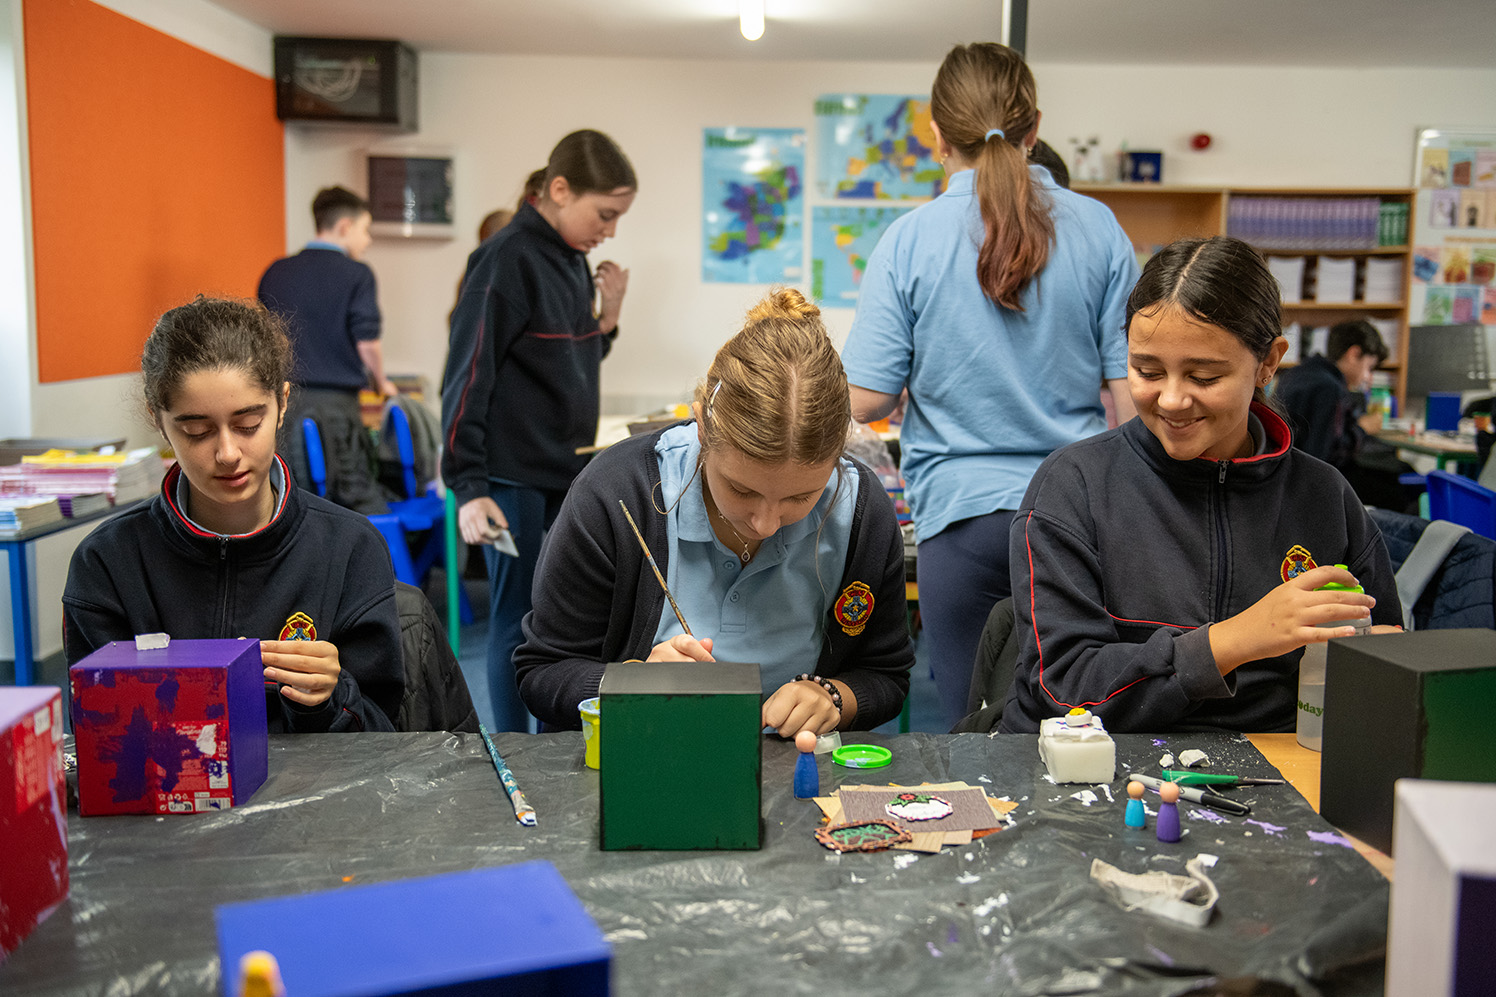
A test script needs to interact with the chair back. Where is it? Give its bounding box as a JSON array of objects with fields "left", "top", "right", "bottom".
[
  {"left": 1426, "top": 469, "right": 1496, "bottom": 540},
  {"left": 384, "top": 404, "right": 420, "bottom": 500},
  {"left": 301, "top": 418, "right": 328, "bottom": 497}
]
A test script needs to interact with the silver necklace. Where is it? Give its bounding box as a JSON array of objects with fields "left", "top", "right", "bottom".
[{"left": 706, "top": 487, "right": 754, "bottom": 563}]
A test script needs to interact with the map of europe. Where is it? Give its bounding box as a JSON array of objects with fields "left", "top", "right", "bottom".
[
  {"left": 811, "top": 205, "right": 912, "bottom": 306},
  {"left": 815, "top": 94, "right": 945, "bottom": 200}
]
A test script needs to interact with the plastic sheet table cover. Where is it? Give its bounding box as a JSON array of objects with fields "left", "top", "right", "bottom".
[{"left": 1, "top": 731, "right": 1389, "bottom": 997}]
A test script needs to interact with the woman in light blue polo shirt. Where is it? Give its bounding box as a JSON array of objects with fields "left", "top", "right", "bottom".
[{"left": 842, "top": 42, "right": 1139, "bottom": 727}]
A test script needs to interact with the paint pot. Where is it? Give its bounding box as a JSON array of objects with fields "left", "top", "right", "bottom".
[{"left": 579, "top": 697, "right": 601, "bottom": 769}]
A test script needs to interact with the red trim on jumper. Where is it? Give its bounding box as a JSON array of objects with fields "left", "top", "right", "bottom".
[
  {"left": 528, "top": 327, "right": 607, "bottom": 341},
  {"left": 161, "top": 454, "right": 291, "bottom": 539},
  {"left": 1196, "top": 401, "right": 1292, "bottom": 469},
  {"left": 445, "top": 315, "right": 487, "bottom": 456},
  {"left": 1106, "top": 611, "right": 1199, "bottom": 631},
  {"left": 1026, "top": 510, "right": 1166, "bottom": 713}
]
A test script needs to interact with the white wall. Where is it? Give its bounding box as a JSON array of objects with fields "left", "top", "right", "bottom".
[{"left": 286, "top": 53, "right": 1496, "bottom": 415}]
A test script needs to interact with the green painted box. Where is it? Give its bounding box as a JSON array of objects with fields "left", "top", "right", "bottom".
[
  {"left": 1320, "top": 629, "right": 1496, "bottom": 854},
  {"left": 598, "top": 661, "right": 762, "bottom": 851}
]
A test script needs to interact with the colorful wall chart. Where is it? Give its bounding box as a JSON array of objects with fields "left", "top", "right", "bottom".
[
  {"left": 810, "top": 205, "right": 912, "bottom": 307},
  {"left": 701, "top": 127, "right": 804, "bottom": 284},
  {"left": 814, "top": 95, "right": 944, "bottom": 200}
]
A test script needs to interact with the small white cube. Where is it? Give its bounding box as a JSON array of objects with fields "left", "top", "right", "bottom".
[{"left": 1038, "top": 709, "right": 1116, "bottom": 784}]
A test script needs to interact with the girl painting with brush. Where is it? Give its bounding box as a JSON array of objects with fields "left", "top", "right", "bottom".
[{"left": 516, "top": 289, "right": 914, "bottom": 737}]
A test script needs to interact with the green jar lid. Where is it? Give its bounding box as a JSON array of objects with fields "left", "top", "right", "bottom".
[
  {"left": 1316, "top": 563, "right": 1363, "bottom": 593},
  {"left": 831, "top": 744, "right": 893, "bottom": 769}
]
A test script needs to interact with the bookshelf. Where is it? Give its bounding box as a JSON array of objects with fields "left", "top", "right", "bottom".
[{"left": 1076, "top": 185, "right": 1416, "bottom": 408}]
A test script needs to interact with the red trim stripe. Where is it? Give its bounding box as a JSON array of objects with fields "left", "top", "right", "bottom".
[
  {"left": 1107, "top": 611, "right": 1198, "bottom": 631},
  {"left": 1026, "top": 510, "right": 1172, "bottom": 713},
  {"left": 445, "top": 315, "right": 487, "bottom": 455}
]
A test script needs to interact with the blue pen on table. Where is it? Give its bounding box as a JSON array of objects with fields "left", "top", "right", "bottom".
[
  {"left": 1131, "top": 774, "right": 1251, "bottom": 817},
  {"left": 478, "top": 722, "right": 537, "bottom": 827}
]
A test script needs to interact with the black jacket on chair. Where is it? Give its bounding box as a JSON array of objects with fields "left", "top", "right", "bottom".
[{"left": 394, "top": 581, "right": 480, "bottom": 733}]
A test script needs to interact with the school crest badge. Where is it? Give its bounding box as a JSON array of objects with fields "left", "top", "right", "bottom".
[
  {"left": 279, "top": 612, "right": 317, "bottom": 641},
  {"left": 1280, "top": 545, "right": 1318, "bottom": 582},
  {"left": 834, "top": 582, "right": 875, "bottom": 636}
]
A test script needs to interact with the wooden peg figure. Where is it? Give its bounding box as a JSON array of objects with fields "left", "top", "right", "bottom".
[
  {"left": 1156, "top": 781, "right": 1182, "bottom": 843},
  {"left": 793, "top": 730, "right": 820, "bottom": 799},
  {"left": 238, "top": 950, "right": 285, "bottom": 997},
  {"left": 1124, "top": 779, "right": 1147, "bottom": 828}
]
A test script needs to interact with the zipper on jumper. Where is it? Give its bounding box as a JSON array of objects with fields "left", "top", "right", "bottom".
[
  {"left": 216, "top": 537, "right": 230, "bottom": 634},
  {"left": 1213, "top": 473, "right": 1230, "bottom": 620},
  {"left": 1217, "top": 459, "right": 1229, "bottom": 484}
]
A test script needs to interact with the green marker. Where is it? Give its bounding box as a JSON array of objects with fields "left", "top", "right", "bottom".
[{"left": 1160, "top": 770, "right": 1285, "bottom": 788}]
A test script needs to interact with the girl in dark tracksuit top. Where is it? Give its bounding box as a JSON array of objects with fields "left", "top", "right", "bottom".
[
  {"left": 1001, "top": 238, "right": 1402, "bottom": 734},
  {"left": 516, "top": 289, "right": 914, "bottom": 737},
  {"left": 63, "top": 297, "right": 403, "bottom": 733},
  {"left": 441, "top": 129, "right": 636, "bottom": 733}
]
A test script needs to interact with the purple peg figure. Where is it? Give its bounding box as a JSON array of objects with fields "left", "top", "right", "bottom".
[{"left": 1156, "top": 781, "right": 1182, "bottom": 843}]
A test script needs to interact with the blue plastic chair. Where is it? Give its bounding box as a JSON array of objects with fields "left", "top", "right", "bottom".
[
  {"left": 302, "top": 417, "right": 328, "bottom": 497},
  {"left": 376, "top": 405, "right": 474, "bottom": 626},
  {"left": 1425, "top": 469, "right": 1496, "bottom": 540}
]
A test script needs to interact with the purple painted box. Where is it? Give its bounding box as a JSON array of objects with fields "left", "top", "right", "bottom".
[
  {"left": 70, "top": 639, "right": 268, "bottom": 816},
  {"left": 0, "top": 686, "right": 67, "bottom": 961}
]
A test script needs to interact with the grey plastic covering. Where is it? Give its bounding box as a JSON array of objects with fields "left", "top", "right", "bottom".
[{"left": 1, "top": 731, "right": 1388, "bottom": 996}]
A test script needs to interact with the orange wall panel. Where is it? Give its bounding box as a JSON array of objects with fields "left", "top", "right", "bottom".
[{"left": 25, "top": 0, "right": 284, "bottom": 383}]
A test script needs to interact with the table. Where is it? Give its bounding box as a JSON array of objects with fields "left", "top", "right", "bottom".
[
  {"left": 1, "top": 504, "right": 135, "bottom": 685},
  {"left": 1, "top": 730, "right": 1391, "bottom": 996},
  {"left": 1374, "top": 428, "right": 1479, "bottom": 471}
]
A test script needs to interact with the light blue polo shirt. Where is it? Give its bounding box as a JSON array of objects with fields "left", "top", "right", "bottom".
[
  {"left": 651, "top": 424, "right": 859, "bottom": 695},
  {"left": 841, "top": 165, "right": 1137, "bottom": 541}
]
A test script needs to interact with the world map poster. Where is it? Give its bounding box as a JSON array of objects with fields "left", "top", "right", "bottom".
[
  {"left": 701, "top": 127, "right": 805, "bottom": 284},
  {"left": 810, "top": 205, "right": 912, "bottom": 307},
  {"left": 814, "top": 94, "right": 945, "bottom": 200}
]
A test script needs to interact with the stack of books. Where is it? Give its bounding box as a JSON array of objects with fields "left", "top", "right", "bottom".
[
  {"left": 0, "top": 496, "right": 63, "bottom": 534},
  {"left": 0, "top": 447, "right": 162, "bottom": 509}
]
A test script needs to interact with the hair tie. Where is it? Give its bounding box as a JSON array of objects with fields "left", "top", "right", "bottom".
[
  {"left": 707, "top": 380, "right": 722, "bottom": 422},
  {"left": 984, "top": 128, "right": 1006, "bottom": 142}
]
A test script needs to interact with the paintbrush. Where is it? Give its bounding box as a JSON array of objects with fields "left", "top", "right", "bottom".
[{"left": 618, "top": 499, "right": 693, "bottom": 637}]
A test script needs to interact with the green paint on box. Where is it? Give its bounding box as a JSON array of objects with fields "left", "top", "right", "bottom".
[
  {"left": 599, "top": 661, "right": 763, "bottom": 851},
  {"left": 1422, "top": 668, "right": 1496, "bottom": 783}
]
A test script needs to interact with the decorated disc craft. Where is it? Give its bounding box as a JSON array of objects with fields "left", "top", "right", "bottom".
[
  {"left": 814, "top": 819, "right": 913, "bottom": 853},
  {"left": 884, "top": 792, "right": 953, "bottom": 822}
]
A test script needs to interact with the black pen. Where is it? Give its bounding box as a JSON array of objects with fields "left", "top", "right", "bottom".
[{"left": 1131, "top": 774, "right": 1251, "bottom": 816}]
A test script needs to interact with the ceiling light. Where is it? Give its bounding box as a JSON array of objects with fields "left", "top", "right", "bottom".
[{"left": 740, "top": 0, "right": 764, "bottom": 41}]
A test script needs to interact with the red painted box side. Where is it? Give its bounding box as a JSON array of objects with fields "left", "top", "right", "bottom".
[{"left": 0, "top": 687, "right": 68, "bottom": 961}]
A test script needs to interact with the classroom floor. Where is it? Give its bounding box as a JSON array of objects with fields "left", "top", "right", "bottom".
[{"left": 452, "top": 576, "right": 950, "bottom": 736}]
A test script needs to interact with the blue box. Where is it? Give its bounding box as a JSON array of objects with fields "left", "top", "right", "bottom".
[
  {"left": 215, "top": 862, "right": 610, "bottom": 996},
  {"left": 1427, "top": 391, "right": 1462, "bottom": 432}
]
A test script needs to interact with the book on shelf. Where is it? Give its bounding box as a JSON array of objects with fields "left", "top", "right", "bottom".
[
  {"left": 0, "top": 447, "right": 163, "bottom": 507},
  {"left": 0, "top": 496, "right": 63, "bottom": 534},
  {"left": 1267, "top": 256, "right": 1305, "bottom": 303},
  {"left": 1362, "top": 257, "right": 1404, "bottom": 303},
  {"left": 1313, "top": 257, "right": 1357, "bottom": 303}
]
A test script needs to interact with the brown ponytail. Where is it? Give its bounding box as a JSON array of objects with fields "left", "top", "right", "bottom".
[
  {"left": 931, "top": 42, "right": 1053, "bottom": 311},
  {"left": 693, "top": 288, "right": 850, "bottom": 467}
]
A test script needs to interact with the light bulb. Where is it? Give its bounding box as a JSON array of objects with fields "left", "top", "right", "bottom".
[{"left": 740, "top": 0, "right": 764, "bottom": 41}]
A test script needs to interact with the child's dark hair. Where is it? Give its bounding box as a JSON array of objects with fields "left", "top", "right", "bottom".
[
  {"left": 311, "top": 186, "right": 369, "bottom": 232},
  {"left": 931, "top": 42, "right": 1053, "bottom": 311},
  {"left": 1327, "top": 318, "right": 1388, "bottom": 365},
  {"left": 1127, "top": 237, "right": 1284, "bottom": 403},
  {"left": 544, "top": 130, "right": 636, "bottom": 197},
  {"left": 141, "top": 296, "right": 293, "bottom": 417},
  {"left": 519, "top": 167, "right": 547, "bottom": 210}
]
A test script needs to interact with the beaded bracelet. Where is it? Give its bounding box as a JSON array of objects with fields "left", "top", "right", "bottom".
[{"left": 794, "top": 673, "right": 843, "bottom": 713}]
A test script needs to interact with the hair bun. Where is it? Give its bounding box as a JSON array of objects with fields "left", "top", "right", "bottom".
[{"left": 746, "top": 287, "right": 820, "bottom": 324}]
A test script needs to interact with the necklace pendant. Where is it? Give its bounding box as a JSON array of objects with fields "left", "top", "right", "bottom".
[{"left": 740, "top": 547, "right": 751, "bottom": 564}]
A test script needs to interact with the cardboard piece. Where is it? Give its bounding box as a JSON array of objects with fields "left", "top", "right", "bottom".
[
  {"left": 1320, "top": 630, "right": 1496, "bottom": 853},
  {"left": 0, "top": 687, "right": 67, "bottom": 961},
  {"left": 599, "top": 660, "right": 761, "bottom": 850},
  {"left": 215, "top": 861, "right": 609, "bottom": 997},
  {"left": 70, "top": 638, "right": 269, "bottom": 816},
  {"left": 816, "top": 782, "right": 1016, "bottom": 853},
  {"left": 1387, "top": 780, "right": 1496, "bottom": 997},
  {"left": 839, "top": 785, "right": 998, "bottom": 833}
]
